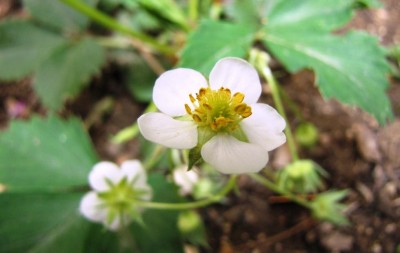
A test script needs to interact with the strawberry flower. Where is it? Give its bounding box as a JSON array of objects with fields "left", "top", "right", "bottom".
[
  {"left": 79, "top": 160, "right": 152, "bottom": 230},
  {"left": 138, "top": 57, "right": 286, "bottom": 174}
]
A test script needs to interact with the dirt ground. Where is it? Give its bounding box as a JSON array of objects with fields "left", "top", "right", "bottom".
[{"left": 0, "top": 0, "right": 399, "bottom": 252}]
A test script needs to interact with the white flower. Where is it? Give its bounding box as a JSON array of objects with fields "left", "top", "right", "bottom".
[
  {"left": 79, "top": 160, "right": 152, "bottom": 230},
  {"left": 173, "top": 166, "right": 199, "bottom": 196},
  {"left": 138, "top": 57, "right": 286, "bottom": 174}
]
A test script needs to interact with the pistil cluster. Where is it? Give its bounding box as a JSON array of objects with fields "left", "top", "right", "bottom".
[{"left": 185, "top": 87, "right": 252, "bottom": 132}]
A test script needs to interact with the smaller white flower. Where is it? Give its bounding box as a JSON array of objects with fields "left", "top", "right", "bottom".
[
  {"left": 80, "top": 160, "right": 152, "bottom": 231},
  {"left": 173, "top": 166, "right": 199, "bottom": 196}
]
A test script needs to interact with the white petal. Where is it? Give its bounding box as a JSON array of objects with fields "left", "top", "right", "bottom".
[
  {"left": 241, "top": 103, "right": 286, "bottom": 151},
  {"left": 120, "top": 160, "right": 152, "bottom": 200},
  {"left": 153, "top": 68, "right": 208, "bottom": 116},
  {"left": 173, "top": 166, "right": 199, "bottom": 195},
  {"left": 201, "top": 134, "right": 269, "bottom": 174},
  {"left": 120, "top": 160, "right": 146, "bottom": 185},
  {"left": 138, "top": 112, "right": 198, "bottom": 149},
  {"left": 79, "top": 192, "right": 107, "bottom": 223},
  {"left": 89, "top": 162, "right": 122, "bottom": 191},
  {"left": 209, "top": 57, "right": 261, "bottom": 104}
]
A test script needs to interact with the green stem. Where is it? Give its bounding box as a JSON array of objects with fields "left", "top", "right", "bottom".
[
  {"left": 189, "top": 0, "right": 199, "bottom": 22},
  {"left": 136, "top": 175, "right": 237, "bottom": 210},
  {"left": 209, "top": 1, "right": 222, "bottom": 20},
  {"left": 59, "top": 0, "right": 175, "bottom": 55},
  {"left": 249, "top": 174, "right": 311, "bottom": 208},
  {"left": 143, "top": 145, "right": 165, "bottom": 170},
  {"left": 112, "top": 102, "right": 157, "bottom": 144},
  {"left": 277, "top": 84, "right": 305, "bottom": 122},
  {"left": 96, "top": 36, "right": 131, "bottom": 49},
  {"left": 261, "top": 69, "right": 299, "bottom": 161}
]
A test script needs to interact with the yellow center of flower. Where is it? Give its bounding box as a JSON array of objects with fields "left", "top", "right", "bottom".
[{"left": 185, "top": 87, "right": 252, "bottom": 132}]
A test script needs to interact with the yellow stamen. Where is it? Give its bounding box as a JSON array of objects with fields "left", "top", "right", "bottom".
[
  {"left": 189, "top": 94, "right": 196, "bottom": 103},
  {"left": 185, "top": 104, "right": 192, "bottom": 115},
  {"left": 232, "top": 92, "right": 244, "bottom": 103},
  {"left": 192, "top": 114, "right": 202, "bottom": 123},
  {"left": 184, "top": 87, "right": 252, "bottom": 132}
]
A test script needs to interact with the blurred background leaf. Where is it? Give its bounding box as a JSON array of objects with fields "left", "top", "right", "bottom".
[
  {"left": 34, "top": 38, "right": 105, "bottom": 110},
  {"left": 0, "top": 20, "right": 65, "bottom": 81},
  {"left": 131, "top": 173, "right": 184, "bottom": 253},
  {"left": 0, "top": 115, "right": 98, "bottom": 192},
  {"left": 0, "top": 193, "right": 89, "bottom": 253},
  {"left": 23, "top": 0, "right": 98, "bottom": 34}
]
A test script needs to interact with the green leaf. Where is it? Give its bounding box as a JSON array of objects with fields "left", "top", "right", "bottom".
[
  {"left": 131, "top": 174, "right": 184, "bottom": 253},
  {"left": 0, "top": 193, "right": 90, "bottom": 253},
  {"left": 23, "top": 0, "right": 97, "bottom": 33},
  {"left": 0, "top": 115, "right": 98, "bottom": 192},
  {"left": 83, "top": 224, "right": 126, "bottom": 253},
  {"left": 179, "top": 20, "right": 255, "bottom": 75},
  {"left": 263, "top": 0, "right": 393, "bottom": 123},
  {"left": 137, "top": 0, "right": 188, "bottom": 30},
  {"left": 0, "top": 20, "right": 65, "bottom": 81},
  {"left": 265, "top": 0, "right": 353, "bottom": 31},
  {"left": 224, "top": 0, "right": 267, "bottom": 27},
  {"left": 34, "top": 38, "right": 105, "bottom": 110}
]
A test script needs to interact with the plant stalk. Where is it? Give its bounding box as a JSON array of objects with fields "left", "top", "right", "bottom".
[
  {"left": 135, "top": 175, "right": 237, "bottom": 210},
  {"left": 261, "top": 68, "right": 299, "bottom": 161},
  {"left": 59, "top": 0, "right": 175, "bottom": 55},
  {"left": 249, "top": 174, "right": 311, "bottom": 208}
]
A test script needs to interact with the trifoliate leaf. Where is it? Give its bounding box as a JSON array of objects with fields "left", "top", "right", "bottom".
[
  {"left": 34, "top": 38, "right": 105, "bottom": 110},
  {"left": 180, "top": 20, "right": 255, "bottom": 75},
  {"left": 0, "top": 193, "right": 90, "bottom": 253},
  {"left": 0, "top": 115, "right": 98, "bottom": 192},
  {"left": 0, "top": 20, "right": 65, "bottom": 81},
  {"left": 23, "top": 0, "right": 98, "bottom": 33},
  {"left": 263, "top": 0, "right": 393, "bottom": 124}
]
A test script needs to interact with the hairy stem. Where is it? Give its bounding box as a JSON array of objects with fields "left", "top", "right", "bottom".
[
  {"left": 135, "top": 175, "right": 237, "bottom": 210},
  {"left": 189, "top": 0, "right": 199, "bottom": 23},
  {"left": 59, "top": 0, "right": 175, "bottom": 55},
  {"left": 261, "top": 68, "right": 299, "bottom": 161},
  {"left": 249, "top": 174, "right": 311, "bottom": 208}
]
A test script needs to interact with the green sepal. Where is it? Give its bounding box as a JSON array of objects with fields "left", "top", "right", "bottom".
[
  {"left": 188, "top": 127, "right": 216, "bottom": 170},
  {"left": 311, "top": 190, "right": 350, "bottom": 225},
  {"left": 230, "top": 127, "right": 249, "bottom": 142},
  {"left": 188, "top": 146, "right": 203, "bottom": 171}
]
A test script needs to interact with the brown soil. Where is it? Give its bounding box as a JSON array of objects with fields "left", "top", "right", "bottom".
[{"left": 1, "top": 0, "right": 399, "bottom": 253}]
